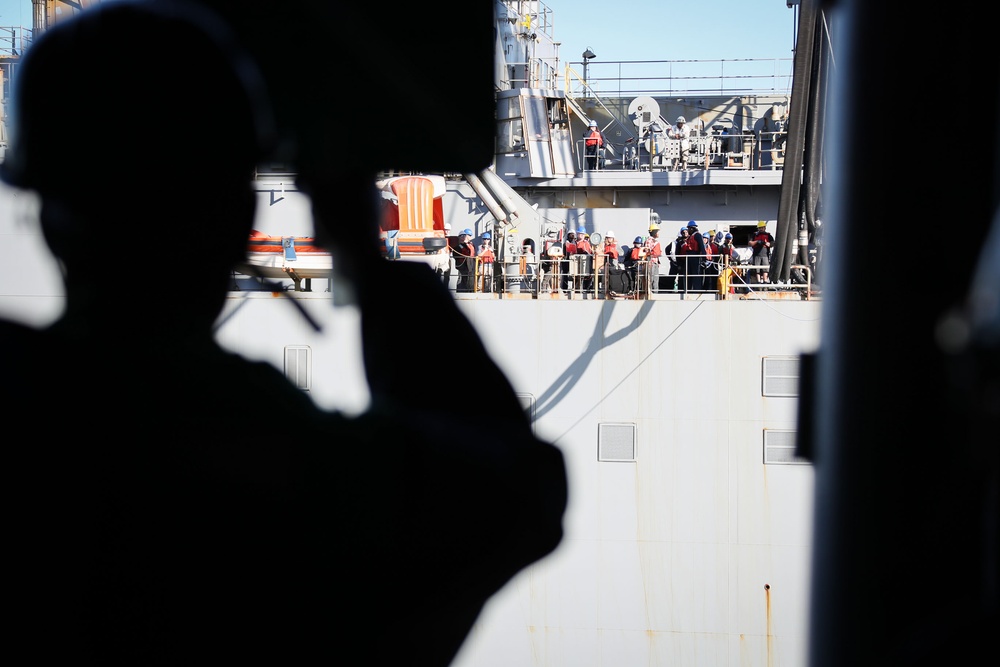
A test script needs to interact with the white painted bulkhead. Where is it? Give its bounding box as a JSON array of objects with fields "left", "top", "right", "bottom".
[
  {"left": 213, "top": 292, "right": 820, "bottom": 667},
  {"left": 448, "top": 298, "right": 818, "bottom": 667}
]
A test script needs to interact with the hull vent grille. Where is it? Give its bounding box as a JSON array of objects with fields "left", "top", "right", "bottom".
[
  {"left": 762, "top": 356, "right": 801, "bottom": 397},
  {"left": 763, "top": 429, "right": 808, "bottom": 465},
  {"left": 517, "top": 393, "right": 535, "bottom": 430},
  {"left": 284, "top": 345, "right": 312, "bottom": 391},
  {"left": 598, "top": 422, "right": 636, "bottom": 462}
]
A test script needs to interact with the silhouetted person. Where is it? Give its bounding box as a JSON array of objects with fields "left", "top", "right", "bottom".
[{"left": 0, "top": 2, "right": 566, "bottom": 665}]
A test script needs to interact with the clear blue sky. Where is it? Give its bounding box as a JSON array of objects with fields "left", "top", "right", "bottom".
[
  {"left": 2, "top": 1, "right": 800, "bottom": 62},
  {"left": 0, "top": 0, "right": 30, "bottom": 29},
  {"left": 544, "top": 0, "right": 799, "bottom": 65}
]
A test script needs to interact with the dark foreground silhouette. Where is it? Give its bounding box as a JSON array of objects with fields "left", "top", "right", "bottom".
[{"left": 0, "top": 2, "right": 566, "bottom": 665}]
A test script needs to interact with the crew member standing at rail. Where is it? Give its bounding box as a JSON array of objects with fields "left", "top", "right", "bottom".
[
  {"left": 750, "top": 220, "right": 774, "bottom": 284},
  {"left": 704, "top": 231, "right": 720, "bottom": 291},
  {"left": 667, "top": 226, "right": 686, "bottom": 291},
  {"left": 560, "top": 229, "right": 578, "bottom": 292},
  {"left": 575, "top": 227, "right": 594, "bottom": 292},
  {"left": 454, "top": 228, "right": 476, "bottom": 292},
  {"left": 599, "top": 230, "right": 627, "bottom": 296},
  {"left": 719, "top": 232, "right": 737, "bottom": 267},
  {"left": 477, "top": 231, "right": 495, "bottom": 292},
  {"left": 718, "top": 232, "right": 739, "bottom": 296},
  {"left": 625, "top": 236, "right": 645, "bottom": 294},
  {"left": 584, "top": 120, "right": 604, "bottom": 171},
  {"left": 645, "top": 222, "right": 663, "bottom": 292},
  {"left": 669, "top": 115, "right": 692, "bottom": 171},
  {"left": 681, "top": 220, "right": 706, "bottom": 291},
  {"left": 441, "top": 222, "right": 454, "bottom": 285},
  {"left": 520, "top": 237, "right": 537, "bottom": 292}
]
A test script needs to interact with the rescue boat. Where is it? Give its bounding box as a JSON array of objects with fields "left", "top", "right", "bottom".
[{"left": 237, "top": 229, "right": 332, "bottom": 286}]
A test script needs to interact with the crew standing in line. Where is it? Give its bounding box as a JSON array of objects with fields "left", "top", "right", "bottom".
[{"left": 583, "top": 119, "right": 604, "bottom": 171}]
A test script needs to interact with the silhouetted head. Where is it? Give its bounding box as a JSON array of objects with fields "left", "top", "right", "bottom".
[{"left": 1, "top": 0, "right": 275, "bottom": 275}]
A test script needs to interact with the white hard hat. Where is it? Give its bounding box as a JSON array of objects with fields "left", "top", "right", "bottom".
[
  {"left": 589, "top": 120, "right": 597, "bottom": 127},
  {"left": 605, "top": 230, "right": 615, "bottom": 238},
  {"left": 676, "top": 115, "right": 686, "bottom": 124}
]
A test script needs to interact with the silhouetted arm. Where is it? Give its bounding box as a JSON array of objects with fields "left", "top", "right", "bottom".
[{"left": 303, "top": 170, "right": 567, "bottom": 665}]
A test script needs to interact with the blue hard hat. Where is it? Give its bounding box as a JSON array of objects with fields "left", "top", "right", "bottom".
[
  {"left": 725, "top": 232, "right": 733, "bottom": 239},
  {"left": 482, "top": 231, "right": 491, "bottom": 239},
  {"left": 577, "top": 227, "right": 586, "bottom": 234},
  {"left": 633, "top": 236, "right": 643, "bottom": 244},
  {"left": 461, "top": 228, "right": 473, "bottom": 236},
  {"left": 687, "top": 220, "right": 698, "bottom": 228}
]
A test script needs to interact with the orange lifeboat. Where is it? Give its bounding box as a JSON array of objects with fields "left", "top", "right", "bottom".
[{"left": 237, "top": 230, "right": 333, "bottom": 282}]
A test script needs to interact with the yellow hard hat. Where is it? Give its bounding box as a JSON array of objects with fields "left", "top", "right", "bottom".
[
  {"left": 757, "top": 220, "right": 767, "bottom": 228},
  {"left": 649, "top": 222, "right": 660, "bottom": 231}
]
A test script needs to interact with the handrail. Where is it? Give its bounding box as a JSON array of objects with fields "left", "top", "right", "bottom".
[
  {"left": 470, "top": 253, "right": 816, "bottom": 300},
  {"left": 0, "top": 25, "right": 32, "bottom": 57},
  {"left": 564, "top": 58, "right": 794, "bottom": 99},
  {"left": 576, "top": 130, "right": 781, "bottom": 172}
]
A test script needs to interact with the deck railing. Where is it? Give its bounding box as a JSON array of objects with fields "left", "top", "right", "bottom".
[
  {"left": 577, "top": 129, "right": 786, "bottom": 172},
  {"left": 565, "top": 58, "right": 795, "bottom": 100},
  {"left": 450, "top": 256, "right": 816, "bottom": 300}
]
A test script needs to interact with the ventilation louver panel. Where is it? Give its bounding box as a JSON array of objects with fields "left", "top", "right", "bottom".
[
  {"left": 284, "top": 346, "right": 311, "bottom": 391},
  {"left": 516, "top": 393, "right": 535, "bottom": 427},
  {"left": 762, "top": 356, "right": 800, "bottom": 397},
  {"left": 598, "top": 422, "right": 636, "bottom": 462},
  {"left": 763, "top": 429, "right": 808, "bottom": 465}
]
